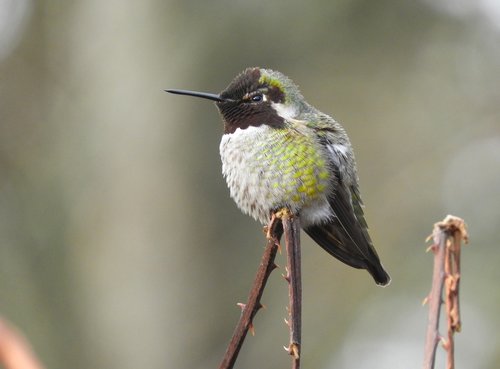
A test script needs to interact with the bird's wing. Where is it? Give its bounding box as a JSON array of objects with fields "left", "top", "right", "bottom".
[{"left": 304, "top": 127, "right": 390, "bottom": 285}]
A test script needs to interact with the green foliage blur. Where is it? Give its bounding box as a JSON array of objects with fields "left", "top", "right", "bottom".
[{"left": 1, "top": 1, "right": 499, "bottom": 368}]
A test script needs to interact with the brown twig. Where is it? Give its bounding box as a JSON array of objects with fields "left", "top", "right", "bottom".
[
  {"left": 282, "top": 210, "right": 301, "bottom": 369},
  {"left": 0, "top": 317, "right": 45, "bottom": 369},
  {"left": 219, "top": 212, "right": 283, "bottom": 369},
  {"left": 422, "top": 215, "right": 468, "bottom": 369}
]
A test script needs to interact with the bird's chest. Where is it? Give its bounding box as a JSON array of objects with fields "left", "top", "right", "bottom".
[{"left": 219, "top": 125, "right": 331, "bottom": 223}]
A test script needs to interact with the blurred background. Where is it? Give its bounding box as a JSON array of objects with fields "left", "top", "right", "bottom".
[{"left": 1, "top": 0, "right": 499, "bottom": 368}]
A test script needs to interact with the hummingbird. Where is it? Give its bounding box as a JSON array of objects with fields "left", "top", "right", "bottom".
[{"left": 166, "top": 67, "right": 390, "bottom": 286}]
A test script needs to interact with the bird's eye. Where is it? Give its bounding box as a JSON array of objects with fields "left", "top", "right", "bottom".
[{"left": 251, "top": 94, "right": 263, "bottom": 102}]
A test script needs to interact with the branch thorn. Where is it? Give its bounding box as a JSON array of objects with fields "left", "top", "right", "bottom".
[
  {"left": 248, "top": 322, "right": 255, "bottom": 336},
  {"left": 422, "top": 296, "right": 429, "bottom": 306},
  {"left": 236, "top": 302, "right": 246, "bottom": 310},
  {"left": 285, "top": 343, "right": 300, "bottom": 359}
]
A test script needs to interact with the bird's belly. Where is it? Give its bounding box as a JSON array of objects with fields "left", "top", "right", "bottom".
[{"left": 219, "top": 126, "right": 332, "bottom": 225}]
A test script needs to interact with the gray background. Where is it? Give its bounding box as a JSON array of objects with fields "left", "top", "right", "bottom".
[{"left": 1, "top": 1, "right": 499, "bottom": 368}]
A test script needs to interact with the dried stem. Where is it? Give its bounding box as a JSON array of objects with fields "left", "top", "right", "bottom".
[
  {"left": 443, "top": 217, "right": 466, "bottom": 369},
  {"left": 218, "top": 213, "right": 283, "bottom": 369},
  {"left": 282, "top": 210, "right": 302, "bottom": 369},
  {"left": 422, "top": 215, "right": 468, "bottom": 369}
]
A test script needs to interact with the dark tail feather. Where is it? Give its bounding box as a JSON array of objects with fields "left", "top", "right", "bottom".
[
  {"left": 302, "top": 169, "right": 391, "bottom": 286},
  {"left": 305, "top": 222, "right": 391, "bottom": 287},
  {"left": 366, "top": 261, "right": 391, "bottom": 286}
]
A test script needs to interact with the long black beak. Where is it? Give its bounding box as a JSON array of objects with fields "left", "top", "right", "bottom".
[{"left": 165, "top": 89, "right": 226, "bottom": 103}]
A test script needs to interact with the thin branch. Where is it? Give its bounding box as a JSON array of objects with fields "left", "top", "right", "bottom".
[
  {"left": 0, "top": 317, "right": 45, "bottom": 369},
  {"left": 422, "top": 225, "right": 446, "bottom": 369},
  {"left": 422, "top": 215, "right": 468, "bottom": 369},
  {"left": 219, "top": 213, "right": 283, "bottom": 369},
  {"left": 282, "top": 210, "right": 301, "bottom": 369}
]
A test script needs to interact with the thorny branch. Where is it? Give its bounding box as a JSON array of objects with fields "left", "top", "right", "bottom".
[
  {"left": 422, "top": 215, "right": 469, "bottom": 369},
  {"left": 218, "top": 208, "right": 303, "bottom": 369},
  {"left": 282, "top": 210, "right": 302, "bottom": 369},
  {"left": 218, "top": 212, "right": 283, "bottom": 369}
]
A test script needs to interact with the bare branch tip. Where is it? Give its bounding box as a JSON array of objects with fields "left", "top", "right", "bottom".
[{"left": 436, "top": 215, "right": 469, "bottom": 243}]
